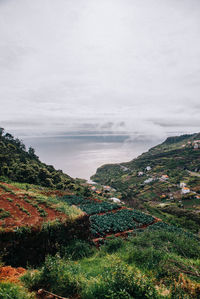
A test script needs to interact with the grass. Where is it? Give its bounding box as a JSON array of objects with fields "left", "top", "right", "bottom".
[
  {"left": 21, "top": 230, "right": 200, "bottom": 298},
  {"left": 0, "top": 282, "right": 34, "bottom": 299}
]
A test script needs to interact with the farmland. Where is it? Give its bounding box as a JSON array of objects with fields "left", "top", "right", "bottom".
[
  {"left": 0, "top": 130, "right": 200, "bottom": 298},
  {"left": 56, "top": 194, "right": 159, "bottom": 240},
  {"left": 0, "top": 182, "right": 83, "bottom": 231}
]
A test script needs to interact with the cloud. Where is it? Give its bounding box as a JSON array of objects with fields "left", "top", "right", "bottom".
[{"left": 0, "top": 0, "right": 200, "bottom": 138}]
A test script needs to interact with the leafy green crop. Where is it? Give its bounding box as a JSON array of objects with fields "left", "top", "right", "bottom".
[
  {"left": 130, "top": 210, "right": 155, "bottom": 225},
  {"left": 90, "top": 209, "right": 139, "bottom": 237},
  {"left": 79, "top": 202, "right": 119, "bottom": 215}
]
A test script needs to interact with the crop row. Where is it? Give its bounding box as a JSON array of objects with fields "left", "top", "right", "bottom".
[
  {"left": 59, "top": 195, "right": 120, "bottom": 215},
  {"left": 130, "top": 210, "right": 155, "bottom": 225},
  {"left": 79, "top": 202, "right": 119, "bottom": 215},
  {"left": 59, "top": 195, "right": 92, "bottom": 205},
  {"left": 90, "top": 209, "right": 139, "bottom": 237},
  {"left": 0, "top": 208, "right": 10, "bottom": 219}
]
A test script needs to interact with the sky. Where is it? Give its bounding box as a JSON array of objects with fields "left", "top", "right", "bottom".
[{"left": 0, "top": 0, "right": 200, "bottom": 140}]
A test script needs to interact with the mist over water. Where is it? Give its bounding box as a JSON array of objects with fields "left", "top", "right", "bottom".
[{"left": 23, "top": 135, "right": 161, "bottom": 180}]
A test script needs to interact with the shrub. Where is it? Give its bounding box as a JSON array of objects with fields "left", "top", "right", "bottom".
[
  {"left": 60, "top": 239, "right": 95, "bottom": 260},
  {"left": 0, "top": 282, "right": 34, "bottom": 299},
  {"left": 126, "top": 246, "right": 163, "bottom": 271},
  {"left": 22, "top": 255, "right": 80, "bottom": 297},
  {"left": 102, "top": 236, "right": 124, "bottom": 253},
  {"left": 81, "top": 262, "right": 160, "bottom": 299}
]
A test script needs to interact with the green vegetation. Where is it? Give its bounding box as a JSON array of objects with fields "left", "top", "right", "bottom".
[
  {"left": 1, "top": 131, "right": 200, "bottom": 298},
  {"left": 0, "top": 129, "right": 82, "bottom": 191},
  {"left": 0, "top": 282, "right": 34, "bottom": 299},
  {"left": 60, "top": 195, "right": 92, "bottom": 205},
  {"left": 90, "top": 210, "right": 139, "bottom": 237},
  {"left": 79, "top": 201, "right": 119, "bottom": 215},
  {"left": 59, "top": 195, "right": 120, "bottom": 215},
  {"left": 21, "top": 231, "right": 200, "bottom": 298},
  {"left": 91, "top": 133, "right": 200, "bottom": 234}
]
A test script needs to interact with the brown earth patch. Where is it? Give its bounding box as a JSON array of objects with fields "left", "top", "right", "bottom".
[
  {"left": 0, "top": 266, "right": 26, "bottom": 283},
  {"left": 0, "top": 182, "right": 20, "bottom": 192},
  {"left": 0, "top": 187, "right": 67, "bottom": 231}
]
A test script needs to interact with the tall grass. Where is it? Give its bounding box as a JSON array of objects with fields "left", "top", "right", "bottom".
[
  {"left": 0, "top": 282, "right": 34, "bottom": 299},
  {"left": 21, "top": 231, "right": 200, "bottom": 298}
]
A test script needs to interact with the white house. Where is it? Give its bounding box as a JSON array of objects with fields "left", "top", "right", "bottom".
[
  {"left": 144, "top": 178, "right": 154, "bottom": 184},
  {"left": 180, "top": 182, "right": 186, "bottom": 188},
  {"left": 146, "top": 166, "right": 151, "bottom": 171},
  {"left": 110, "top": 197, "right": 121, "bottom": 203},
  {"left": 138, "top": 171, "right": 144, "bottom": 176},
  {"left": 160, "top": 175, "right": 169, "bottom": 181},
  {"left": 103, "top": 186, "right": 111, "bottom": 191},
  {"left": 181, "top": 187, "right": 190, "bottom": 194}
]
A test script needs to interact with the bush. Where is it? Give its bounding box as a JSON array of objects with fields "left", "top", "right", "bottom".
[
  {"left": 22, "top": 255, "right": 80, "bottom": 297},
  {"left": 102, "top": 236, "right": 124, "bottom": 253},
  {"left": 81, "top": 262, "right": 160, "bottom": 299},
  {"left": 60, "top": 239, "right": 95, "bottom": 260},
  {"left": 126, "top": 246, "right": 163, "bottom": 271}
]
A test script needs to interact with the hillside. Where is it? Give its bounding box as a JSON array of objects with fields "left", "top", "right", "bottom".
[
  {"left": 0, "top": 130, "right": 200, "bottom": 298},
  {"left": 0, "top": 128, "right": 78, "bottom": 190},
  {"left": 91, "top": 133, "right": 200, "bottom": 233},
  {"left": 1, "top": 181, "right": 200, "bottom": 298}
]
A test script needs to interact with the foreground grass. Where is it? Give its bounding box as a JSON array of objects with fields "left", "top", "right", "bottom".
[
  {"left": 0, "top": 282, "right": 34, "bottom": 299},
  {"left": 21, "top": 231, "right": 200, "bottom": 298}
]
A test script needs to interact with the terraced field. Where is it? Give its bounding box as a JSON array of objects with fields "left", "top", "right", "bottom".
[
  {"left": 60, "top": 195, "right": 159, "bottom": 242},
  {"left": 0, "top": 182, "right": 83, "bottom": 231}
]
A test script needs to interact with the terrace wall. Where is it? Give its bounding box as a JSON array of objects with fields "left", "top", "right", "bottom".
[{"left": 0, "top": 215, "right": 90, "bottom": 267}]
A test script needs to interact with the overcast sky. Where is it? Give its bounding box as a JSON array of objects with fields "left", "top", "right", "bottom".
[{"left": 0, "top": 0, "right": 200, "bottom": 139}]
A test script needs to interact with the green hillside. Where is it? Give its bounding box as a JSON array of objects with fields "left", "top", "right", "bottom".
[
  {"left": 0, "top": 128, "right": 83, "bottom": 191},
  {"left": 0, "top": 130, "right": 200, "bottom": 298},
  {"left": 91, "top": 133, "right": 200, "bottom": 233}
]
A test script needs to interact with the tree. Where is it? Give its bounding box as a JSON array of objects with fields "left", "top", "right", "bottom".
[
  {"left": 4, "top": 133, "right": 14, "bottom": 141},
  {"left": 28, "top": 147, "right": 38, "bottom": 159},
  {"left": 0, "top": 128, "right": 4, "bottom": 139}
]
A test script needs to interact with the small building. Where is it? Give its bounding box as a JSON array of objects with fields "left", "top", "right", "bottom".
[
  {"left": 180, "top": 182, "right": 186, "bottom": 188},
  {"left": 96, "top": 190, "right": 101, "bottom": 194},
  {"left": 91, "top": 186, "right": 97, "bottom": 191},
  {"left": 144, "top": 178, "right": 154, "bottom": 184},
  {"left": 146, "top": 166, "right": 151, "bottom": 171},
  {"left": 181, "top": 187, "right": 190, "bottom": 194},
  {"left": 103, "top": 186, "right": 111, "bottom": 191},
  {"left": 160, "top": 174, "right": 169, "bottom": 181},
  {"left": 138, "top": 171, "right": 144, "bottom": 176},
  {"left": 110, "top": 197, "right": 121, "bottom": 203}
]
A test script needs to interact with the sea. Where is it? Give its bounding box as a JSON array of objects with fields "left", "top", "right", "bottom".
[{"left": 22, "top": 134, "right": 161, "bottom": 180}]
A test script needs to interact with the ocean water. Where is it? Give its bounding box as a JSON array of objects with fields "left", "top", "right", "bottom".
[{"left": 23, "top": 135, "right": 160, "bottom": 180}]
